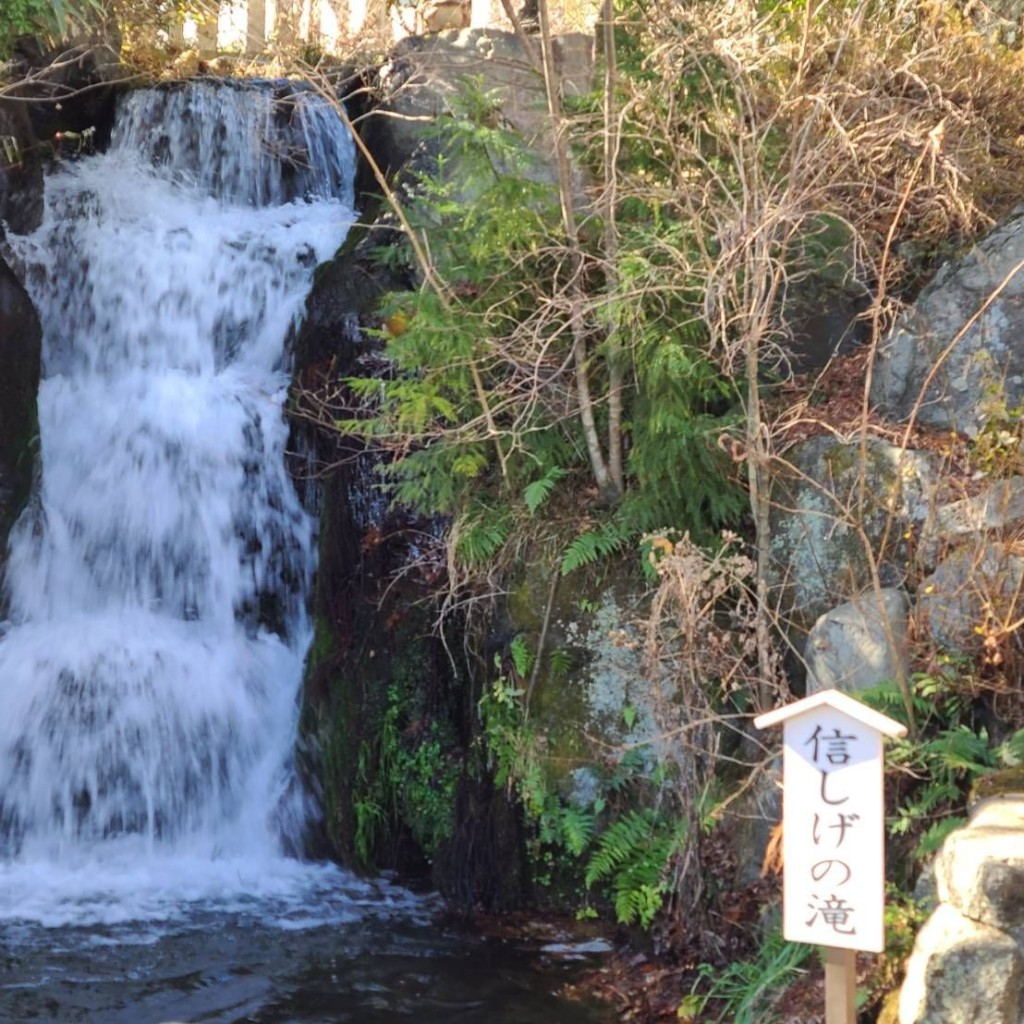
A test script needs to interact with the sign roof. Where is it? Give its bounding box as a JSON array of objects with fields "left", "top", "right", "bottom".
[{"left": 753, "top": 688, "right": 908, "bottom": 738}]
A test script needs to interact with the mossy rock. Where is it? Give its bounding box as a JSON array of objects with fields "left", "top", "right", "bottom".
[
  {"left": 971, "top": 765, "right": 1024, "bottom": 806},
  {"left": 876, "top": 987, "right": 902, "bottom": 1024},
  {"left": 503, "top": 558, "right": 650, "bottom": 801}
]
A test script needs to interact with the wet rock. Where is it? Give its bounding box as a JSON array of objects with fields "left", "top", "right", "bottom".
[
  {"left": 0, "top": 100, "right": 44, "bottom": 235},
  {"left": 0, "top": 256, "right": 41, "bottom": 557},
  {"left": 4, "top": 41, "right": 126, "bottom": 153}
]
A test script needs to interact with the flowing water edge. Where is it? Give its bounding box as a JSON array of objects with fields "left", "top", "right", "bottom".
[
  {"left": 0, "top": 859, "right": 609, "bottom": 1023},
  {"left": 0, "top": 81, "right": 608, "bottom": 1023}
]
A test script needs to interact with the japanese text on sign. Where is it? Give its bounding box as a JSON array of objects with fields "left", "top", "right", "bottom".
[{"left": 781, "top": 708, "right": 885, "bottom": 953}]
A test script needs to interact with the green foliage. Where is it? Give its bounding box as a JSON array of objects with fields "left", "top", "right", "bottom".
[
  {"left": 330, "top": 72, "right": 745, "bottom": 593},
  {"left": 454, "top": 507, "right": 509, "bottom": 568},
  {"left": 479, "top": 660, "right": 685, "bottom": 929},
  {"left": 970, "top": 388, "right": 1024, "bottom": 479},
  {"left": 523, "top": 466, "right": 566, "bottom": 515},
  {"left": 863, "top": 669, "right": 1024, "bottom": 860},
  {"left": 687, "top": 933, "right": 811, "bottom": 1024},
  {"left": 584, "top": 808, "right": 683, "bottom": 927},
  {"left": 560, "top": 519, "right": 633, "bottom": 576},
  {"left": 352, "top": 684, "right": 458, "bottom": 865},
  {"left": 1, "top": 0, "right": 95, "bottom": 53}
]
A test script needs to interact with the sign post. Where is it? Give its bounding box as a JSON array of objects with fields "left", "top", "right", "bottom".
[{"left": 754, "top": 689, "right": 907, "bottom": 1024}]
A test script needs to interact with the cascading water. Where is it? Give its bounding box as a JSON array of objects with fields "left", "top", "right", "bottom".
[
  {"left": 0, "top": 79, "right": 365, "bottom": 923},
  {"left": 0, "top": 79, "right": 612, "bottom": 1024}
]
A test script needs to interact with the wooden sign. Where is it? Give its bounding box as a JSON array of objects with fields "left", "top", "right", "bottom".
[{"left": 754, "top": 690, "right": 907, "bottom": 953}]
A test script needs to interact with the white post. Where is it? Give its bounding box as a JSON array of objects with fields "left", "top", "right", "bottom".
[
  {"left": 195, "top": 0, "right": 220, "bottom": 54},
  {"left": 470, "top": 0, "right": 491, "bottom": 27},
  {"left": 247, "top": 0, "right": 267, "bottom": 52}
]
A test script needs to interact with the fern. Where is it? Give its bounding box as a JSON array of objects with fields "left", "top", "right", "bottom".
[
  {"left": 997, "top": 728, "right": 1024, "bottom": 766},
  {"left": 915, "top": 816, "right": 967, "bottom": 860},
  {"left": 561, "top": 520, "right": 633, "bottom": 576},
  {"left": 560, "top": 805, "right": 597, "bottom": 857},
  {"left": 523, "top": 466, "right": 566, "bottom": 515},
  {"left": 921, "top": 726, "right": 993, "bottom": 775},
  {"left": 547, "top": 647, "right": 572, "bottom": 680},
  {"left": 509, "top": 634, "right": 534, "bottom": 679},
  {"left": 455, "top": 511, "right": 509, "bottom": 567},
  {"left": 585, "top": 809, "right": 680, "bottom": 927}
]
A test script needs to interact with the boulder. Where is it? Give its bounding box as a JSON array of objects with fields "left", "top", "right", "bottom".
[
  {"left": 935, "top": 799, "right": 1024, "bottom": 939},
  {"left": 768, "top": 436, "right": 937, "bottom": 631},
  {"left": 804, "top": 588, "right": 910, "bottom": 693},
  {"left": 897, "top": 797, "right": 1024, "bottom": 1023},
  {"left": 918, "top": 476, "right": 1024, "bottom": 568},
  {"left": 365, "top": 29, "right": 593, "bottom": 184},
  {"left": 916, "top": 541, "right": 1024, "bottom": 653},
  {"left": 4, "top": 41, "right": 126, "bottom": 150},
  {"left": 898, "top": 903, "right": 1024, "bottom": 1024},
  {"left": 871, "top": 206, "right": 1024, "bottom": 436}
]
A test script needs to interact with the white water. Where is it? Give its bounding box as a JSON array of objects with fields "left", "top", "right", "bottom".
[{"left": 0, "top": 80, "right": 375, "bottom": 927}]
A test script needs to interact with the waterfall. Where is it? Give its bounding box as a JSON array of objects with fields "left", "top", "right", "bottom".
[{"left": 0, "top": 80, "right": 355, "bottom": 920}]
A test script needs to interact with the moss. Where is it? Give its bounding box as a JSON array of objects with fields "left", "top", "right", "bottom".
[{"left": 971, "top": 765, "right": 1024, "bottom": 805}]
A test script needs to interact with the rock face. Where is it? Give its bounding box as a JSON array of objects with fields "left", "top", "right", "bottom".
[
  {"left": 290, "top": 29, "right": 598, "bottom": 909},
  {"left": 768, "top": 203, "right": 1024, "bottom": 1018},
  {"left": 0, "top": 100, "right": 44, "bottom": 236},
  {"left": 767, "top": 436, "right": 935, "bottom": 631},
  {"left": 4, "top": 41, "right": 124, "bottom": 151},
  {"left": 367, "top": 28, "right": 593, "bottom": 180},
  {"left": 871, "top": 206, "right": 1024, "bottom": 436},
  {"left": 0, "top": 257, "right": 41, "bottom": 614},
  {"left": 918, "top": 541, "right": 1024, "bottom": 653},
  {"left": 898, "top": 798, "right": 1024, "bottom": 1024}
]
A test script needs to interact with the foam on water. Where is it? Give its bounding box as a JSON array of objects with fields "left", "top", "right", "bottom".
[{"left": 0, "top": 80, "right": 382, "bottom": 928}]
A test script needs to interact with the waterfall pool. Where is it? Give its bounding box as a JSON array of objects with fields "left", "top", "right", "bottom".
[{"left": 0, "top": 858, "right": 610, "bottom": 1023}]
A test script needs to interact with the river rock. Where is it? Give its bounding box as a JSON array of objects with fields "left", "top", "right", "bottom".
[
  {"left": 916, "top": 541, "right": 1024, "bottom": 653},
  {"left": 4, "top": 41, "right": 125, "bottom": 149},
  {"left": 898, "top": 903, "right": 1024, "bottom": 1024},
  {"left": 871, "top": 206, "right": 1024, "bottom": 436},
  {"left": 804, "top": 588, "right": 909, "bottom": 693},
  {"left": 768, "top": 436, "right": 937, "bottom": 631}
]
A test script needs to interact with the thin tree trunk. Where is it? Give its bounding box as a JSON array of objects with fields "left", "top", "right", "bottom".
[
  {"left": 535, "top": 0, "right": 618, "bottom": 499},
  {"left": 601, "top": 0, "right": 624, "bottom": 494}
]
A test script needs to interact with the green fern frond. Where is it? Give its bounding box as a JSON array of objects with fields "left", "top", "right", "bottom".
[
  {"left": 914, "top": 817, "right": 967, "bottom": 859},
  {"left": 523, "top": 466, "right": 567, "bottom": 515},
  {"left": 585, "top": 808, "right": 659, "bottom": 887},
  {"left": 455, "top": 511, "right": 509, "bottom": 567},
  {"left": 561, "top": 521, "right": 633, "bottom": 576},
  {"left": 560, "top": 805, "right": 597, "bottom": 857}
]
